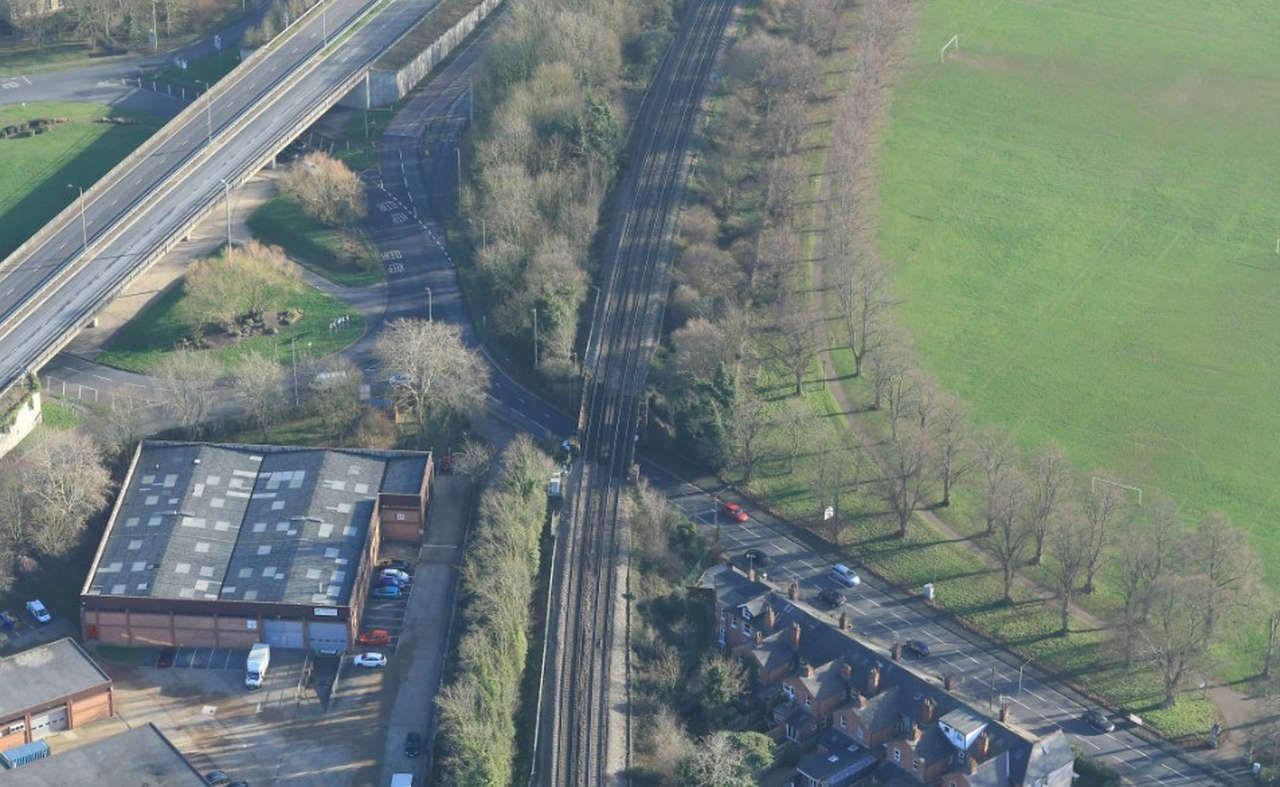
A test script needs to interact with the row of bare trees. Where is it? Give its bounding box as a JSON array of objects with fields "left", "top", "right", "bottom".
[{"left": 2, "top": 0, "right": 237, "bottom": 52}]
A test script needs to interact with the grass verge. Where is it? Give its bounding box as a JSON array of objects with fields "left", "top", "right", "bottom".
[{"left": 247, "top": 194, "right": 383, "bottom": 287}]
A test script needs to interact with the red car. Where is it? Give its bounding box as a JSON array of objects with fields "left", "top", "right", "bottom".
[
  {"left": 358, "top": 629, "right": 391, "bottom": 646},
  {"left": 720, "top": 502, "right": 749, "bottom": 523}
]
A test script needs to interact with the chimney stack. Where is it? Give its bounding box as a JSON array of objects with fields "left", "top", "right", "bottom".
[
  {"left": 754, "top": 630, "right": 764, "bottom": 647},
  {"left": 967, "top": 756, "right": 979, "bottom": 774},
  {"left": 790, "top": 621, "right": 801, "bottom": 652},
  {"left": 944, "top": 674, "right": 955, "bottom": 691},
  {"left": 748, "top": 567, "right": 756, "bottom": 582},
  {"left": 763, "top": 604, "right": 776, "bottom": 633},
  {"left": 892, "top": 642, "right": 902, "bottom": 661},
  {"left": 856, "top": 691, "right": 866, "bottom": 708},
  {"left": 803, "top": 663, "right": 814, "bottom": 678},
  {"left": 973, "top": 731, "right": 990, "bottom": 761},
  {"left": 788, "top": 581, "right": 799, "bottom": 600},
  {"left": 865, "top": 665, "right": 880, "bottom": 696},
  {"left": 999, "top": 702, "right": 1011, "bottom": 723},
  {"left": 909, "top": 722, "right": 921, "bottom": 743},
  {"left": 920, "top": 696, "right": 936, "bottom": 724},
  {"left": 838, "top": 609, "right": 848, "bottom": 630}
]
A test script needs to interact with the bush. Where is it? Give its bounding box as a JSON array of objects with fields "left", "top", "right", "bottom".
[{"left": 282, "top": 152, "right": 367, "bottom": 227}]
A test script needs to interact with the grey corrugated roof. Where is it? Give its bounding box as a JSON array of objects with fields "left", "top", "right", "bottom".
[
  {"left": 86, "top": 442, "right": 429, "bottom": 607},
  {"left": 382, "top": 455, "right": 428, "bottom": 493},
  {"left": 1016, "top": 729, "right": 1074, "bottom": 784},
  {"left": 4, "top": 723, "right": 205, "bottom": 786},
  {"left": 0, "top": 638, "right": 110, "bottom": 719}
]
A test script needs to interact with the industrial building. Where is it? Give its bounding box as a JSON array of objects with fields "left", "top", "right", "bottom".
[
  {"left": 81, "top": 441, "right": 432, "bottom": 652},
  {"left": 0, "top": 638, "right": 114, "bottom": 750},
  {"left": 3, "top": 723, "right": 205, "bottom": 785}
]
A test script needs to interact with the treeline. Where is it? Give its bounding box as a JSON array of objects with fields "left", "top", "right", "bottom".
[
  {"left": 435, "top": 435, "right": 553, "bottom": 785},
  {"left": 463, "top": 0, "right": 677, "bottom": 378},
  {"left": 241, "top": 0, "right": 322, "bottom": 48},
  {"left": 1, "top": 0, "right": 240, "bottom": 53},
  {"left": 624, "top": 481, "right": 775, "bottom": 786}
]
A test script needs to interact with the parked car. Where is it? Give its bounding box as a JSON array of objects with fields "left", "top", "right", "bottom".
[
  {"left": 829, "top": 564, "right": 861, "bottom": 588},
  {"left": 743, "top": 548, "right": 769, "bottom": 567},
  {"left": 404, "top": 731, "right": 422, "bottom": 758},
  {"left": 358, "top": 629, "right": 391, "bottom": 646},
  {"left": 720, "top": 502, "right": 749, "bottom": 523},
  {"left": 353, "top": 652, "right": 388, "bottom": 668},
  {"left": 901, "top": 639, "right": 931, "bottom": 659},
  {"left": 205, "top": 771, "right": 231, "bottom": 786},
  {"left": 380, "top": 568, "right": 411, "bottom": 583},
  {"left": 25, "top": 599, "right": 51, "bottom": 623},
  {"left": 817, "top": 588, "right": 844, "bottom": 608},
  {"left": 371, "top": 585, "right": 402, "bottom": 600},
  {"left": 1083, "top": 709, "right": 1115, "bottom": 733},
  {"left": 158, "top": 648, "right": 176, "bottom": 668},
  {"left": 376, "top": 575, "right": 407, "bottom": 589},
  {"left": 379, "top": 559, "right": 412, "bottom": 572},
  {"left": 0, "top": 611, "right": 16, "bottom": 630}
]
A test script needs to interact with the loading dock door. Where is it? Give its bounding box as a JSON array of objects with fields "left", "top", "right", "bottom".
[
  {"left": 263, "top": 619, "right": 304, "bottom": 649},
  {"left": 308, "top": 621, "right": 350, "bottom": 653},
  {"left": 29, "top": 706, "right": 68, "bottom": 739}
]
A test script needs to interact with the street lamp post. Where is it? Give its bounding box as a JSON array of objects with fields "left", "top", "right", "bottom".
[
  {"left": 713, "top": 496, "right": 721, "bottom": 544},
  {"left": 425, "top": 286, "right": 432, "bottom": 322},
  {"left": 196, "top": 80, "right": 213, "bottom": 144},
  {"left": 219, "top": 177, "right": 233, "bottom": 255},
  {"left": 67, "top": 184, "right": 87, "bottom": 251},
  {"left": 531, "top": 308, "right": 538, "bottom": 368},
  {"left": 1018, "top": 656, "right": 1034, "bottom": 696}
]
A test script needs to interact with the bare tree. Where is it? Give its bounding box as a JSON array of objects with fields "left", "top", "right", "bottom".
[
  {"left": 883, "top": 358, "right": 916, "bottom": 439},
  {"left": 283, "top": 152, "right": 368, "bottom": 226},
  {"left": 1265, "top": 609, "right": 1280, "bottom": 681},
  {"left": 154, "top": 350, "right": 221, "bottom": 438},
  {"left": 453, "top": 438, "right": 494, "bottom": 482},
  {"left": 1046, "top": 503, "right": 1088, "bottom": 635},
  {"left": 986, "top": 469, "right": 1033, "bottom": 605},
  {"left": 22, "top": 431, "right": 112, "bottom": 557},
  {"left": 815, "top": 432, "right": 860, "bottom": 547},
  {"left": 930, "top": 394, "right": 969, "bottom": 507},
  {"left": 976, "top": 430, "right": 1014, "bottom": 536},
  {"left": 773, "top": 306, "right": 816, "bottom": 397},
  {"left": 1028, "top": 445, "right": 1070, "bottom": 565},
  {"left": 1081, "top": 478, "right": 1126, "bottom": 594},
  {"left": 867, "top": 341, "right": 904, "bottom": 411},
  {"left": 310, "top": 357, "right": 362, "bottom": 445},
  {"left": 834, "top": 250, "right": 891, "bottom": 377},
  {"left": 913, "top": 375, "right": 937, "bottom": 430},
  {"left": 732, "top": 391, "right": 770, "bottom": 485},
  {"left": 1192, "top": 512, "right": 1258, "bottom": 641},
  {"left": 93, "top": 389, "right": 153, "bottom": 465},
  {"left": 779, "top": 396, "right": 813, "bottom": 474},
  {"left": 376, "top": 319, "right": 491, "bottom": 435},
  {"left": 1143, "top": 575, "right": 1212, "bottom": 708},
  {"left": 878, "top": 426, "right": 930, "bottom": 539},
  {"left": 1114, "top": 506, "right": 1180, "bottom": 667},
  {"left": 233, "top": 351, "right": 286, "bottom": 441}
]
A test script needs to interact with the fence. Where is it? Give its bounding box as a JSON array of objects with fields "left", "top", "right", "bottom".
[{"left": 40, "top": 375, "right": 162, "bottom": 411}]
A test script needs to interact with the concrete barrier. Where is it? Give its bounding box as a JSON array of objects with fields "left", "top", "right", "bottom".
[
  {"left": 0, "top": 390, "right": 41, "bottom": 460},
  {"left": 340, "top": 0, "right": 501, "bottom": 108}
]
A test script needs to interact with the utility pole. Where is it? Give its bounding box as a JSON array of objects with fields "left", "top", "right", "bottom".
[
  {"left": 468, "top": 78, "right": 474, "bottom": 124},
  {"left": 151, "top": 0, "right": 158, "bottom": 50},
  {"left": 481, "top": 217, "right": 486, "bottom": 251},
  {"left": 989, "top": 667, "right": 997, "bottom": 710},
  {"left": 425, "top": 286, "right": 432, "bottom": 322},
  {"left": 290, "top": 337, "right": 299, "bottom": 405},
  {"left": 455, "top": 146, "right": 462, "bottom": 205},
  {"left": 713, "top": 496, "right": 720, "bottom": 545},
  {"left": 364, "top": 71, "right": 371, "bottom": 139},
  {"left": 532, "top": 308, "right": 538, "bottom": 368},
  {"left": 1017, "top": 657, "right": 1034, "bottom": 696},
  {"left": 219, "top": 177, "right": 232, "bottom": 255},
  {"left": 67, "top": 184, "right": 87, "bottom": 251},
  {"left": 322, "top": 3, "right": 327, "bottom": 45}
]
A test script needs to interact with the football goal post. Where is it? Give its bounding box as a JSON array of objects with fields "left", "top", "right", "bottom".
[
  {"left": 1091, "top": 476, "right": 1143, "bottom": 506},
  {"left": 939, "top": 34, "right": 959, "bottom": 63}
]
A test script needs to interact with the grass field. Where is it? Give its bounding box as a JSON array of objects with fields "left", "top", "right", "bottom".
[
  {"left": 97, "top": 275, "right": 363, "bottom": 373},
  {"left": 875, "top": 2, "right": 1280, "bottom": 591},
  {"left": 0, "top": 102, "right": 157, "bottom": 259},
  {"left": 247, "top": 195, "right": 383, "bottom": 286}
]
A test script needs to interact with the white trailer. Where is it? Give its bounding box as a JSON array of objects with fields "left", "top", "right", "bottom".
[{"left": 245, "top": 643, "right": 270, "bottom": 689}]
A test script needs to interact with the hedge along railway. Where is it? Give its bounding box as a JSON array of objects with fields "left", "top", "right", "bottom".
[
  {"left": 533, "top": 0, "right": 735, "bottom": 784},
  {"left": 0, "top": 0, "right": 494, "bottom": 402}
]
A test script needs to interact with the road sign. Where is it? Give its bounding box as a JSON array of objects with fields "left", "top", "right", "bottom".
[{"left": 823, "top": 506, "right": 834, "bottom": 521}]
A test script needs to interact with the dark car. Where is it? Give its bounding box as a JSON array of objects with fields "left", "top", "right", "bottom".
[
  {"left": 379, "top": 559, "right": 412, "bottom": 572},
  {"left": 901, "top": 639, "right": 930, "bottom": 659},
  {"left": 205, "top": 772, "right": 230, "bottom": 786},
  {"left": 1083, "top": 709, "right": 1115, "bottom": 733},
  {"left": 817, "top": 588, "right": 844, "bottom": 608},
  {"left": 404, "top": 731, "right": 422, "bottom": 758},
  {"left": 158, "top": 648, "right": 176, "bottom": 668},
  {"left": 743, "top": 548, "right": 769, "bottom": 567},
  {"left": 0, "top": 611, "right": 15, "bottom": 630}
]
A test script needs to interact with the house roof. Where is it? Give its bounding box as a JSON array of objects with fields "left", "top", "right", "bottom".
[
  {"left": 796, "top": 659, "right": 848, "bottom": 701},
  {"left": 958, "top": 750, "right": 1013, "bottom": 787},
  {"left": 4, "top": 723, "right": 205, "bottom": 786},
  {"left": 1017, "top": 729, "right": 1075, "bottom": 784},
  {"left": 796, "top": 734, "right": 877, "bottom": 783},
  {"left": 737, "top": 629, "right": 794, "bottom": 675},
  {"left": 940, "top": 706, "right": 989, "bottom": 736},
  {"left": 0, "top": 638, "right": 110, "bottom": 720},
  {"left": 84, "top": 441, "right": 430, "bottom": 607}
]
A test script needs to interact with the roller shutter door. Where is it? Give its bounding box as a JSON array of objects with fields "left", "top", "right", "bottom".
[
  {"left": 308, "top": 622, "right": 350, "bottom": 653},
  {"left": 263, "top": 619, "right": 304, "bottom": 649},
  {"left": 29, "top": 707, "right": 67, "bottom": 739}
]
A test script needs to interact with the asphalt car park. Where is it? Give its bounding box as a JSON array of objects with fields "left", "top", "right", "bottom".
[
  {"left": 146, "top": 646, "right": 248, "bottom": 671},
  {"left": 359, "top": 565, "right": 415, "bottom": 651}
]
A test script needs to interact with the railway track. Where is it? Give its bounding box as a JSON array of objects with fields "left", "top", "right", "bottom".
[{"left": 535, "top": 0, "right": 735, "bottom": 784}]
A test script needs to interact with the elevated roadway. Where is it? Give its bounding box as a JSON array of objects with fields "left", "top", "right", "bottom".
[{"left": 0, "top": 0, "right": 448, "bottom": 395}]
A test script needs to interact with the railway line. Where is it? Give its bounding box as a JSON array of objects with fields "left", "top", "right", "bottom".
[{"left": 535, "top": 0, "right": 735, "bottom": 784}]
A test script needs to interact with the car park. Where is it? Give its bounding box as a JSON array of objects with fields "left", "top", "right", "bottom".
[
  {"left": 380, "top": 568, "right": 411, "bottom": 583},
  {"left": 720, "top": 502, "right": 749, "bottom": 522},
  {"left": 817, "top": 589, "right": 844, "bottom": 608},
  {"left": 1083, "top": 709, "right": 1115, "bottom": 733},
  {"left": 205, "top": 771, "right": 230, "bottom": 785},
  {"left": 829, "top": 564, "right": 861, "bottom": 587},
  {"left": 743, "top": 548, "right": 769, "bottom": 567},
  {"left": 372, "top": 585, "right": 402, "bottom": 599},
  {"left": 404, "top": 731, "right": 421, "bottom": 758},
  {"left": 25, "top": 599, "right": 51, "bottom": 623},
  {"left": 376, "top": 574, "right": 406, "bottom": 588},
  {"left": 353, "top": 653, "right": 387, "bottom": 668},
  {"left": 358, "top": 629, "right": 391, "bottom": 646},
  {"left": 901, "top": 639, "right": 931, "bottom": 659}
]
